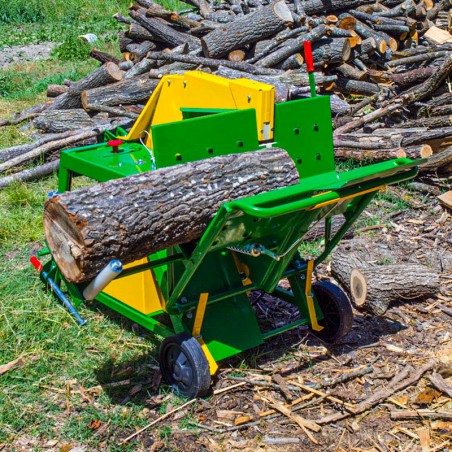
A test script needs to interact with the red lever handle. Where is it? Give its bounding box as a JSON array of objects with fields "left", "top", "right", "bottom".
[
  {"left": 107, "top": 139, "right": 123, "bottom": 153},
  {"left": 303, "top": 41, "right": 315, "bottom": 73},
  {"left": 30, "top": 256, "right": 43, "bottom": 272}
]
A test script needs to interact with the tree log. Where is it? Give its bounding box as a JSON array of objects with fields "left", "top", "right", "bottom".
[
  {"left": 33, "top": 109, "right": 96, "bottom": 133},
  {"left": 256, "top": 25, "right": 328, "bottom": 68},
  {"left": 0, "top": 130, "right": 97, "bottom": 174},
  {"left": 68, "top": 63, "right": 123, "bottom": 96},
  {"left": 350, "top": 264, "right": 439, "bottom": 314},
  {"left": 89, "top": 49, "right": 120, "bottom": 65},
  {"left": 201, "top": 1, "right": 293, "bottom": 58},
  {"left": 47, "top": 84, "right": 69, "bottom": 98},
  {"left": 127, "top": 23, "right": 157, "bottom": 42},
  {"left": 419, "top": 146, "right": 452, "bottom": 173},
  {"left": 0, "top": 160, "right": 60, "bottom": 189},
  {"left": 129, "top": 41, "right": 157, "bottom": 63},
  {"left": 81, "top": 77, "right": 159, "bottom": 108},
  {"left": 303, "top": 0, "right": 375, "bottom": 16},
  {"left": 129, "top": 10, "right": 200, "bottom": 49},
  {"left": 44, "top": 149, "right": 299, "bottom": 283},
  {"left": 332, "top": 77, "right": 380, "bottom": 96},
  {"left": 312, "top": 37, "right": 351, "bottom": 65},
  {"left": 334, "top": 147, "right": 406, "bottom": 161},
  {"left": 48, "top": 92, "right": 82, "bottom": 110}
]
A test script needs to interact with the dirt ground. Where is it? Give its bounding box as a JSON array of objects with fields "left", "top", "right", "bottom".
[
  {"left": 6, "top": 185, "right": 452, "bottom": 452},
  {"left": 0, "top": 42, "right": 55, "bottom": 68},
  {"left": 126, "top": 187, "right": 452, "bottom": 451}
]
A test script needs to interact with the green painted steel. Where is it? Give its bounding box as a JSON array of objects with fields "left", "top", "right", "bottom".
[
  {"left": 180, "top": 107, "right": 232, "bottom": 120},
  {"left": 151, "top": 108, "right": 259, "bottom": 169},
  {"left": 273, "top": 96, "right": 335, "bottom": 179},
  {"left": 95, "top": 292, "right": 175, "bottom": 338}
]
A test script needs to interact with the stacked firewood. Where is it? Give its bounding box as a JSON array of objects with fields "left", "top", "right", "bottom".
[{"left": 1, "top": 0, "right": 452, "bottom": 188}]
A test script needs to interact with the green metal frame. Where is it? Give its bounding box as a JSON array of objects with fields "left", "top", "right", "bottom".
[{"left": 36, "top": 94, "right": 423, "bottom": 364}]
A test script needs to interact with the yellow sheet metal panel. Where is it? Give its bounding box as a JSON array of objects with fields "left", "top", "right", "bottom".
[
  {"left": 123, "top": 71, "right": 275, "bottom": 146},
  {"left": 229, "top": 78, "right": 275, "bottom": 141},
  {"left": 102, "top": 257, "right": 165, "bottom": 315},
  {"left": 123, "top": 81, "right": 163, "bottom": 146}
]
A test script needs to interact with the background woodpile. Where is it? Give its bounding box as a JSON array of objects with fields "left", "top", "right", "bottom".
[{"left": 1, "top": 0, "right": 452, "bottom": 188}]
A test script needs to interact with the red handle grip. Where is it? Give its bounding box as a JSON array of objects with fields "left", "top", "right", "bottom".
[
  {"left": 303, "top": 41, "right": 315, "bottom": 73},
  {"left": 30, "top": 256, "right": 43, "bottom": 272}
]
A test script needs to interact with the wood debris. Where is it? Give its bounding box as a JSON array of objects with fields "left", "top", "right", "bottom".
[{"left": 1, "top": 0, "right": 452, "bottom": 187}]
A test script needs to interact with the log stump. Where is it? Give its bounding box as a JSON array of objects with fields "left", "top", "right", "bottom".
[{"left": 350, "top": 265, "right": 439, "bottom": 315}]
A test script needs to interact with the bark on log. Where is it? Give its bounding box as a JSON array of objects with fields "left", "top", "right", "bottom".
[
  {"left": 89, "top": 49, "right": 121, "bottom": 65},
  {"left": 332, "top": 77, "right": 380, "bottom": 96},
  {"left": 256, "top": 24, "right": 328, "bottom": 68},
  {"left": 312, "top": 38, "right": 351, "bottom": 65},
  {"left": 44, "top": 149, "right": 299, "bottom": 283},
  {"left": 403, "top": 144, "right": 432, "bottom": 159},
  {"left": 84, "top": 104, "right": 139, "bottom": 119},
  {"left": 129, "top": 10, "right": 200, "bottom": 49},
  {"left": 335, "top": 63, "right": 366, "bottom": 81},
  {"left": 118, "top": 32, "right": 134, "bottom": 53},
  {"left": 130, "top": 41, "right": 157, "bottom": 63},
  {"left": 47, "top": 84, "right": 69, "bottom": 98},
  {"left": 350, "top": 264, "right": 439, "bottom": 315},
  {"left": 34, "top": 109, "right": 97, "bottom": 133},
  {"left": 303, "top": 0, "right": 375, "bottom": 16},
  {"left": 48, "top": 92, "right": 82, "bottom": 110},
  {"left": 201, "top": 1, "right": 293, "bottom": 58},
  {"left": 0, "top": 130, "right": 89, "bottom": 163},
  {"left": 68, "top": 63, "right": 123, "bottom": 95},
  {"left": 81, "top": 77, "right": 159, "bottom": 108},
  {"left": 419, "top": 146, "right": 452, "bottom": 173},
  {"left": 127, "top": 23, "right": 157, "bottom": 41},
  {"left": 146, "top": 50, "right": 281, "bottom": 76},
  {"left": 334, "top": 147, "right": 406, "bottom": 161},
  {"left": 0, "top": 160, "right": 60, "bottom": 189},
  {"left": 0, "top": 130, "right": 97, "bottom": 174}
]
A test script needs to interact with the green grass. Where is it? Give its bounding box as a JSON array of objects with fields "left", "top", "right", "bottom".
[
  {"left": 0, "top": 0, "right": 193, "bottom": 448},
  {"left": 0, "top": 179, "right": 181, "bottom": 447},
  {"left": 0, "top": 0, "right": 183, "bottom": 47}
]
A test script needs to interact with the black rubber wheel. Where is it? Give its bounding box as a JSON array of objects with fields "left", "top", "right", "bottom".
[
  {"left": 310, "top": 281, "right": 353, "bottom": 343},
  {"left": 159, "top": 333, "right": 211, "bottom": 398}
]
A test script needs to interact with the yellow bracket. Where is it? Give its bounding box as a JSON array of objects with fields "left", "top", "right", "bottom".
[
  {"left": 305, "top": 260, "right": 323, "bottom": 332},
  {"left": 192, "top": 292, "right": 219, "bottom": 375},
  {"left": 231, "top": 251, "right": 253, "bottom": 288}
]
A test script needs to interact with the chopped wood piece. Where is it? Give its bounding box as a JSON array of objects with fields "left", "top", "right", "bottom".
[
  {"left": 350, "top": 264, "right": 439, "bottom": 315},
  {"left": 424, "top": 25, "right": 452, "bottom": 44},
  {"left": 47, "top": 84, "right": 69, "bottom": 98},
  {"left": 390, "top": 410, "right": 452, "bottom": 421},
  {"left": 438, "top": 191, "right": 452, "bottom": 209},
  {"left": 316, "top": 360, "right": 438, "bottom": 425},
  {"left": 428, "top": 372, "right": 452, "bottom": 398}
]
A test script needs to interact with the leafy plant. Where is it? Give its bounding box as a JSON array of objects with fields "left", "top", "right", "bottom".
[{"left": 51, "top": 34, "right": 91, "bottom": 61}]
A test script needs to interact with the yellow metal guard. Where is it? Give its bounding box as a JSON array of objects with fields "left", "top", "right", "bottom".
[{"left": 193, "top": 293, "right": 219, "bottom": 375}]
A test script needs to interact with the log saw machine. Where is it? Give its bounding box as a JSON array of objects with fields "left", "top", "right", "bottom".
[{"left": 31, "top": 43, "right": 423, "bottom": 398}]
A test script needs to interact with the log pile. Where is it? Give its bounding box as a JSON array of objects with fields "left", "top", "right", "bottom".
[{"left": 1, "top": 0, "right": 452, "bottom": 188}]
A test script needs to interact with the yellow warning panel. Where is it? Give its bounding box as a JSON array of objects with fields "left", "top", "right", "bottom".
[{"left": 102, "top": 257, "right": 164, "bottom": 315}]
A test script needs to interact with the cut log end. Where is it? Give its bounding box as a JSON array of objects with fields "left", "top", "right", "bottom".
[
  {"left": 105, "top": 61, "right": 123, "bottom": 81},
  {"left": 43, "top": 200, "right": 87, "bottom": 283},
  {"left": 350, "top": 268, "right": 367, "bottom": 306}
]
